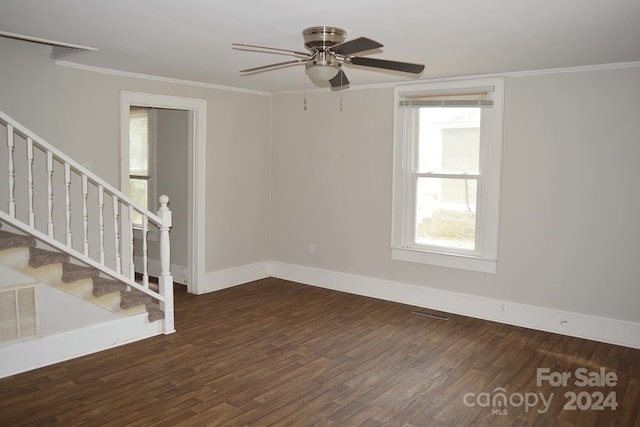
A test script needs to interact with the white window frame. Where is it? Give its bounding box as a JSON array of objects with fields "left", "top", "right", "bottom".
[{"left": 391, "top": 78, "right": 505, "bottom": 273}]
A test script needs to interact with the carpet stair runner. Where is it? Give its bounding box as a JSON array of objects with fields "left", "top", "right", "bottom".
[{"left": 0, "top": 228, "right": 163, "bottom": 322}]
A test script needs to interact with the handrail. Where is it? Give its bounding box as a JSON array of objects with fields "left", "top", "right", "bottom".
[{"left": 0, "top": 110, "right": 174, "bottom": 333}]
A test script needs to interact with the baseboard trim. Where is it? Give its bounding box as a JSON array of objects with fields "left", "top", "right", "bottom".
[
  {"left": 0, "top": 314, "right": 163, "bottom": 379},
  {"left": 202, "top": 261, "right": 271, "bottom": 294},
  {"left": 268, "top": 261, "right": 640, "bottom": 350}
]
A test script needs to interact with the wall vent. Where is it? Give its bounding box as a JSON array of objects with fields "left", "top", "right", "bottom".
[{"left": 0, "top": 284, "right": 38, "bottom": 344}]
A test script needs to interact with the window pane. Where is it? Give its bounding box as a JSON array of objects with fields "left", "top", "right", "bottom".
[
  {"left": 415, "top": 177, "right": 477, "bottom": 250},
  {"left": 129, "top": 178, "right": 148, "bottom": 225},
  {"left": 417, "top": 108, "right": 480, "bottom": 174}
]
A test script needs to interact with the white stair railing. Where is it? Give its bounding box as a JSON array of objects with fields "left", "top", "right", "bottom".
[{"left": 0, "top": 110, "right": 174, "bottom": 334}]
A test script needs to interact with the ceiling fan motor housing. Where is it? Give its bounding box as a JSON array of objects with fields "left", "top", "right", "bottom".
[
  {"left": 303, "top": 26, "right": 346, "bottom": 69},
  {"left": 303, "top": 26, "right": 346, "bottom": 52}
]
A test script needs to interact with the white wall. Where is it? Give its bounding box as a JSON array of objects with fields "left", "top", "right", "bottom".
[
  {"left": 271, "top": 66, "right": 640, "bottom": 325},
  {"left": 0, "top": 37, "right": 271, "bottom": 277}
]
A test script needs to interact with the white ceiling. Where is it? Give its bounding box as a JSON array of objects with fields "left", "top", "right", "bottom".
[{"left": 1, "top": 0, "right": 638, "bottom": 93}]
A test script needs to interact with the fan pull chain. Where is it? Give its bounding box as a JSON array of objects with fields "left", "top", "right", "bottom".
[
  {"left": 339, "top": 69, "right": 344, "bottom": 112},
  {"left": 303, "top": 72, "right": 308, "bottom": 111}
]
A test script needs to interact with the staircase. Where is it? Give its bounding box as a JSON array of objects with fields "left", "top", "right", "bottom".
[
  {"left": 0, "top": 110, "right": 174, "bottom": 335},
  {"left": 0, "top": 228, "right": 164, "bottom": 322}
]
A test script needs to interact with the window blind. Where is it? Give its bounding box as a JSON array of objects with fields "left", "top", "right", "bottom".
[
  {"left": 129, "top": 107, "right": 150, "bottom": 176},
  {"left": 399, "top": 87, "right": 494, "bottom": 108}
]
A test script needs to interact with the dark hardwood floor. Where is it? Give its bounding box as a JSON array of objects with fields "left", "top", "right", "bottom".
[{"left": 1, "top": 278, "right": 638, "bottom": 426}]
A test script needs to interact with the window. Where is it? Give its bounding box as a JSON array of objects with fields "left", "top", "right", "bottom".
[
  {"left": 129, "top": 107, "right": 155, "bottom": 225},
  {"left": 391, "top": 78, "right": 504, "bottom": 273}
]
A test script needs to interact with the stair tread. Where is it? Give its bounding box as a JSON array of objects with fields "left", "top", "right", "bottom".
[
  {"left": 0, "top": 230, "right": 36, "bottom": 251},
  {"left": 62, "top": 262, "right": 99, "bottom": 283},
  {"left": 147, "top": 307, "right": 165, "bottom": 322},
  {"left": 28, "top": 247, "right": 70, "bottom": 268},
  {"left": 120, "top": 290, "right": 156, "bottom": 309},
  {"left": 92, "top": 277, "right": 127, "bottom": 297}
]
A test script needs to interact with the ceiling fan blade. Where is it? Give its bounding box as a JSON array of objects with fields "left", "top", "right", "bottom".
[
  {"left": 232, "top": 43, "right": 310, "bottom": 58},
  {"left": 331, "top": 37, "right": 383, "bottom": 55},
  {"left": 240, "top": 59, "right": 309, "bottom": 73},
  {"left": 329, "top": 69, "right": 350, "bottom": 88},
  {"left": 348, "top": 56, "right": 425, "bottom": 74}
]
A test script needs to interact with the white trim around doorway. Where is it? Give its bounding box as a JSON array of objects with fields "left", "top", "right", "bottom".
[{"left": 120, "top": 91, "right": 207, "bottom": 295}]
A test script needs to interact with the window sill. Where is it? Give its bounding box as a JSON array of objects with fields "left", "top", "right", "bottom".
[{"left": 391, "top": 247, "right": 496, "bottom": 273}]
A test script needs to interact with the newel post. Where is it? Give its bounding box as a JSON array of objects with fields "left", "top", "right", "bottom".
[{"left": 158, "top": 195, "right": 175, "bottom": 334}]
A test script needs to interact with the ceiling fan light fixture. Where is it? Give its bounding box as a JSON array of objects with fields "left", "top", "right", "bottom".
[{"left": 306, "top": 63, "right": 340, "bottom": 81}]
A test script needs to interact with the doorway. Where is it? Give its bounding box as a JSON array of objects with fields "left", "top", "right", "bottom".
[{"left": 120, "top": 92, "right": 206, "bottom": 294}]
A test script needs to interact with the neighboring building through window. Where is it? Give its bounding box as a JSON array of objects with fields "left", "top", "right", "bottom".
[
  {"left": 129, "top": 107, "right": 154, "bottom": 225},
  {"left": 391, "top": 78, "right": 504, "bottom": 273}
]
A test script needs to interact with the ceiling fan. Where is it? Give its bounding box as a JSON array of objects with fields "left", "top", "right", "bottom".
[{"left": 232, "top": 26, "right": 425, "bottom": 88}]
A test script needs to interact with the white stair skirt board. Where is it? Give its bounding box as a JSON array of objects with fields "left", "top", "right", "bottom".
[
  {"left": 0, "top": 314, "right": 163, "bottom": 378},
  {"left": 268, "top": 261, "right": 640, "bottom": 350}
]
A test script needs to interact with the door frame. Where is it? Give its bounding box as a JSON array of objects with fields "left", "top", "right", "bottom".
[{"left": 120, "top": 91, "right": 206, "bottom": 294}]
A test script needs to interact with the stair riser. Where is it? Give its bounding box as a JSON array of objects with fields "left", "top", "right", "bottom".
[
  {"left": 58, "top": 278, "right": 95, "bottom": 298},
  {"left": 0, "top": 247, "right": 30, "bottom": 269},
  {"left": 23, "top": 263, "right": 64, "bottom": 284}
]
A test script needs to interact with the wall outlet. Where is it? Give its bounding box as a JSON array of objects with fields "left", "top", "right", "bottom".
[{"left": 308, "top": 243, "right": 316, "bottom": 255}]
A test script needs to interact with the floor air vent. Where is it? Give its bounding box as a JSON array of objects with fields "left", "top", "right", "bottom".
[
  {"left": 412, "top": 310, "right": 449, "bottom": 320},
  {"left": 0, "top": 284, "right": 38, "bottom": 343}
]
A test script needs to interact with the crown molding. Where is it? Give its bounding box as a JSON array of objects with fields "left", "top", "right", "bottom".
[
  {"left": 55, "top": 59, "right": 640, "bottom": 97},
  {"left": 54, "top": 60, "right": 271, "bottom": 96}
]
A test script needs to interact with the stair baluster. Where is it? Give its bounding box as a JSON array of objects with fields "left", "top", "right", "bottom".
[
  {"left": 128, "top": 205, "right": 135, "bottom": 281},
  {"left": 64, "top": 163, "right": 72, "bottom": 246},
  {"left": 27, "top": 138, "right": 35, "bottom": 228},
  {"left": 98, "top": 185, "right": 105, "bottom": 265},
  {"left": 142, "top": 214, "right": 149, "bottom": 288},
  {"left": 113, "top": 195, "right": 120, "bottom": 274},
  {"left": 82, "top": 175, "right": 89, "bottom": 257},
  {"left": 46, "top": 151, "right": 54, "bottom": 237},
  {"left": 7, "top": 124, "right": 15, "bottom": 218}
]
